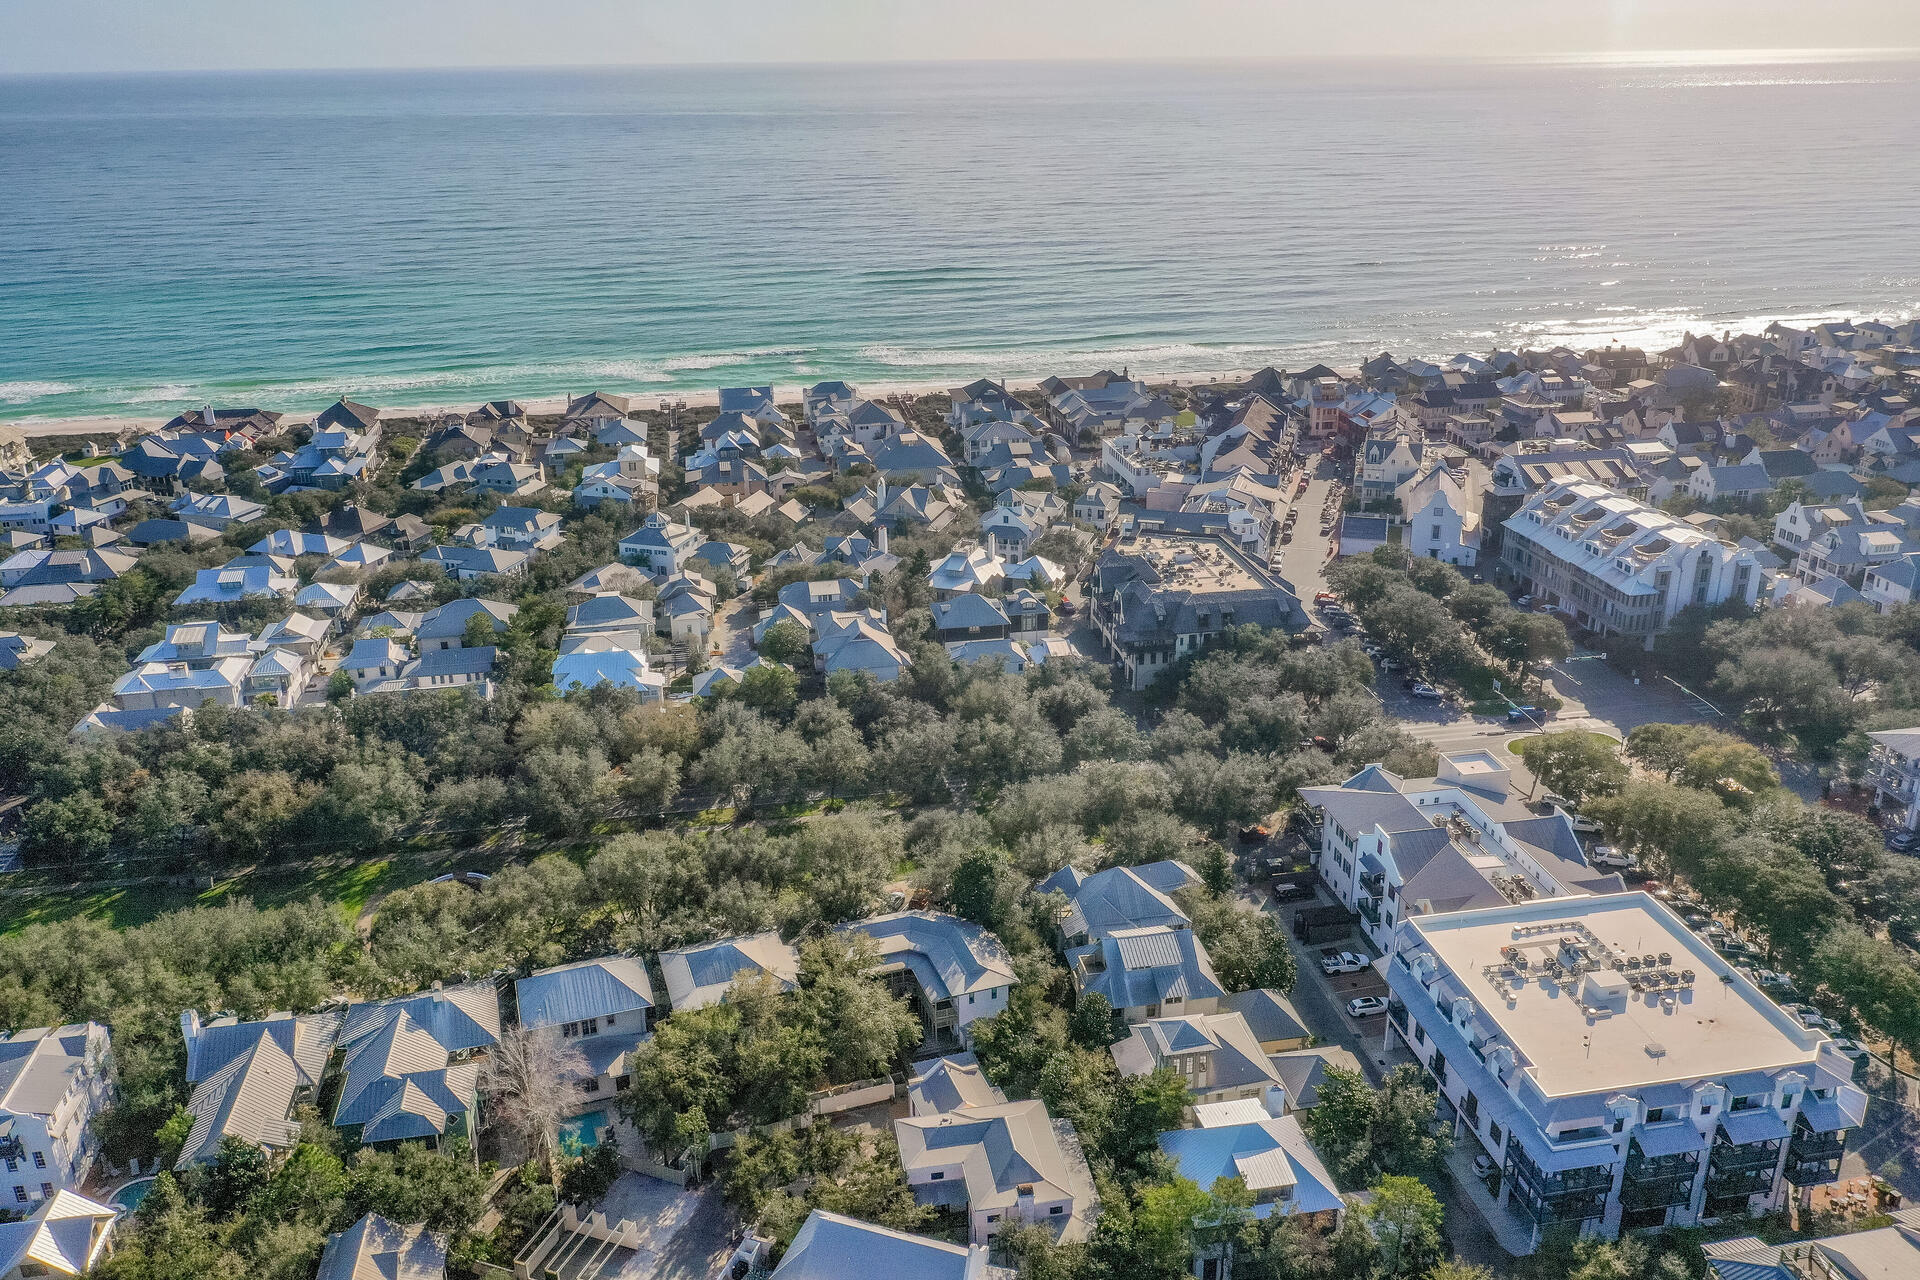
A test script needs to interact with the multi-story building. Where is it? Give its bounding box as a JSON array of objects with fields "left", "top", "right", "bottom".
[
  {"left": 1299, "top": 752, "right": 1624, "bottom": 955},
  {"left": 1501, "top": 480, "right": 1763, "bottom": 644},
  {"left": 1863, "top": 728, "right": 1920, "bottom": 833},
  {"left": 1396, "top": 459, "right": 1486, "bottom": 566},
  {"left": 0, "top": 1024, "right": 114, "bottom": 1209},
  {"left": 838, "top": 912, "right": 1016, "bottom": 1053},
  {"left": 1382, "top": 893, "right": 1865, "bottom": 1253},
  {"left": 896, "top": 1095, "right": 1092, "bottom": 1246},
  {"left": 1111, "top": 1011, "right": 1287, "bottom": 1106},
  {"left": 1089, "top": 528, "right": 1309, "bottom": 691}
]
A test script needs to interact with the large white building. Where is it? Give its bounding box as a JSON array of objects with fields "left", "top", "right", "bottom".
[
  {"left": 1383, "top": 894, "right": 1865, "bottom": 1252},
  {"left": 1501, "top": 479, "right": 1763, "bottom": 644},
  {"left": 0, "top": 1024, "right": 114, "bottom": 1209},
  {"left": 1299, "top": 752, "right": 1625, "bottom": 955}
]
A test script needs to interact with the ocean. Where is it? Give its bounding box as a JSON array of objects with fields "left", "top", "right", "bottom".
[{"left": 2, "top": 55, "right": 1917, "bottom": 423}]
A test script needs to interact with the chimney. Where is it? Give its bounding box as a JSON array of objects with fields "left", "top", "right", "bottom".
[
  {"left": 180, "top": 1009, "right": 202, "bottom": 1056},
  {"left": 875, "top": 523, "right": 889, "bottom": 554}
]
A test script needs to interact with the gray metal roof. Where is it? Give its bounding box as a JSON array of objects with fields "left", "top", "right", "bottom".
[{"left": 515, "top": 957, "right": 653, "bottom": 1030}]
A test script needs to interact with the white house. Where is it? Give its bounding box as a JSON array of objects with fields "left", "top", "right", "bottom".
[
  {"left": 0, "top": 1024, "right": 115, "bottom": 1208},
  {"left": 1395, "top": 460, "right": 1484, "bottom": 566}
]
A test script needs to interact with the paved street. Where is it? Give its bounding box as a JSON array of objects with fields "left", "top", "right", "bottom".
[
  {"left": 1272, "top": 451, "right": 1344, "bottom": 606},
  {"left": 1253, "top": 882, "right": 1508, "bottom": 1268}
]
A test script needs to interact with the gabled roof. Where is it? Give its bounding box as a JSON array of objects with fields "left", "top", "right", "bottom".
[
  {"left": 1071, "top": 925, "right": 1224, "bottom": 1011},
  {"left": 772, "top": 1209, "right": 997, "bottom": 1280},
  {"left": 908, "top": 1053, "right": 1008, "bottom": 1116},
  {"left": 0, "top": 1190, "right": 117, "bottom": 1278},
  {"left": 930, "top": 592, "right": 1010, "bottom": 632},
  {"left": 515, "top": 957, "right": 654, "bottom": 1030},
  {"left": 839, "top": 911, "right": 1016, "bottom": 1002},
  {"left": 895, "top": 1098, "right": 1073, "bottom": 1212},
  {"left": 1157, "top": 1113, "right": 1344, "bottom": 1219},
  {"left": 1040, "top": 860, "right": 1199, "bottom": 941},
  {"left": 659, "top": 931, "right": 800, "bottom": 1011},
  {"left": 315, "top": 1212, "right": 446, "bottom": 1280},
  {"left": 416, "top": 597, "right": 516, "bottom": 641}
]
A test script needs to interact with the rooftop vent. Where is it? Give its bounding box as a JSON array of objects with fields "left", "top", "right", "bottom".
[{"left": 1645, "top": 1043, "right": 1667, "bottom": 1059}]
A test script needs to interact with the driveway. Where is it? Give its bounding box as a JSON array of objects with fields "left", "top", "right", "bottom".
[
  {"left": 1252, "top": 882, "right": 1509, "bottom": 1268},
  {"left": 596, "top": 1174, "right": 736, "bottom": 1280},
  {"left": 712, "top": 596, "right": 757, "bottom": 667}
]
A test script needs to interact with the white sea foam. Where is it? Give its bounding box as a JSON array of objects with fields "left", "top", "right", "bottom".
[
  {"left": 0, "top": 381, "right": 76, "bottom": 404},
  {"left": 124, "top": 384, "right": 197, "bottom": 403}
]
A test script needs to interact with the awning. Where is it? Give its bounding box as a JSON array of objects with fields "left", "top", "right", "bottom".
[
  {"left": 1799, "top": 1092, "right": 1866, "bottom": 1134},
  {"left": 1719, "top": 1109, "right": 1791, "bottom": 1146},
  {"left": 1630, "top": 1123, "right": 1705, "bottom": 1158}
]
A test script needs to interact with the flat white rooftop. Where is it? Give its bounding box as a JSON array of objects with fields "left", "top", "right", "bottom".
[{"left": 1409, "top": 892, "right": 1824, "bottom": 1097}]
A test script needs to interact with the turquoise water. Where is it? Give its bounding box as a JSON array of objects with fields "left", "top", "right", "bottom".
[
  {"left": 109, "top": 1176, "right": 155, "bottom": 1212},
  {"left": 2, "top": 57, "right": 1917, "bottom": 422},
  {"left": 558, "top": 1110, "right": 608, "bottom": 1154}
]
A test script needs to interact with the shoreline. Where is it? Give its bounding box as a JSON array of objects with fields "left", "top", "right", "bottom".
[{"left": 5, "top": 368, "right": 1263, "bottom": 439}]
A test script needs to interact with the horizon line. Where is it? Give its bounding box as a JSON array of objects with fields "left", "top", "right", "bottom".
[{"left": 4, "top": 45, "right": 1917, "bottom": 79}]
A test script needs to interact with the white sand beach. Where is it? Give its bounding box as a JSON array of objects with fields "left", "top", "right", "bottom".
[{"left": 7, "top": 368, "right": 1261, "bottom": 440}]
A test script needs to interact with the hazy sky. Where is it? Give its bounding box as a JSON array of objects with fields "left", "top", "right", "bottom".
[{"left": 4, "top": 0, "right": 1918, "bottom": 74}]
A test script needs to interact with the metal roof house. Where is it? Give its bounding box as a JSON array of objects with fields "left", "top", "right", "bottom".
[
  {"left": 769, "top": 1209, "right": 1011, "bottom": 1280},
  {"left": 331, "top": 982, "right": 500, "bottom": 1148},
  {"left": 1067, "top": 925, "right": 1225, "bottom": 1024},
  {"left": 1035, "top": 860, "right": 1201, "bottom": 948},
  {"left": 176, "top": 1008, "right": 341, "bottom": 1169},
  {"left": 659, "top": 931, "right": 800, "bottom": 1012},
  {"left": 515, "top": 958, "right": 654, "bottom": 1110},
  {"left": 0, "top": 1024, "right": 114, "bottom": 1208},
  {"left": 315, "top": 1212, "right": 445, "bottom": 1280},
  {"left": 838, "top": 912, "right": 1016, "bottom": 1052}
]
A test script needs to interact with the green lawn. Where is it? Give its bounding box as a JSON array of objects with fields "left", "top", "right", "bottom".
[
  {"left": 1505, "top": 729, "right": 1619, "bottom": 758},
  {"left": 0, "top": 852, "right": 487, "bottom": 936}
]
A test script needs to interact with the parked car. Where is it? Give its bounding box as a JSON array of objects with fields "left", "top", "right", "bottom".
[
  {"left": 1272, "top": 881, "right": 1314, "bottom": 902},
  {"left": 1565, "top": 812, "right": 1603, "bottom": 835},
  {"left": 1320, "top": 951, "right": 1369, "bottom": 975},
  {"left": 1826, "top": 1037, "right": 1869, "bottom": 1063},
  {"left": 1589, "top": 846, "right": 1635, "bottom": 871},
  {"left": 1514, "top": 595, "right": 1533, "bottom": 608},
  {"left": 1314, "top": 591, "right": 1339, "bottom": 605},
  {"left": 1410, "top": 683, "right": 1442, "bottom": 700},
  {"left": 1887, "top": 829, "right": 1915, "bottom": 852},
  {"left": 1471, "top": 1153, "right": 1498, "bottom": 1178},
  {"left": 1381, "top": 657, "right": 1401, "bottom": 672},
  {"left": 1782, "top": 1003, "right": 1838, "bottom": 1032},
  {"left": 1346, "top": 996, "right": 1389, "bottom": 1019}
]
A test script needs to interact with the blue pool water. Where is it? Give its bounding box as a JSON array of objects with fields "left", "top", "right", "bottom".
[
  {"left": 109, "top": 1176, "right": 155, "bottom": 1213},
  {"left": 558, "top": 1110, "right": 608, "bottom": 1154}
]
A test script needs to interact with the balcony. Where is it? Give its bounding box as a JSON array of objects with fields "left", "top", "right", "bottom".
[
  {"left": 1787, "top": 1118, "right": 1847, "bottom": 1184},
  {"left": 1708, "top": 1138, "right": 1781, "bottom": 1202},
  {"left": 1358, "top": 898, "right": 1382, "bottom": 926},
  {"left": 1623, "top": 1142, "right": 1700, "bottom": 1212},
  {"left": 1360, "top": 870, "right": 1385, "bottom": 894}
]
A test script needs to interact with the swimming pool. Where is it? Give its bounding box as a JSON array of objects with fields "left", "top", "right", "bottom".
[
  {"left": 557, "top": 1110, "right": 608, "bottom": 1154},
  {"left": 110, "top": 1177, "right": 156, "bottom": 1213}
]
